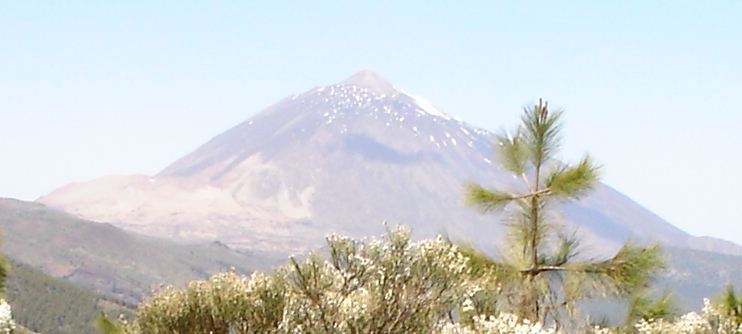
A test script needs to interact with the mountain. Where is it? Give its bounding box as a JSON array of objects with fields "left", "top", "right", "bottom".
[
  {"left": 5, "top": 259, "right": 131, "bottom": 334},
  {"left": 0, "top": 198, "right": 282, "bottom": 304},
  {"left": 660, "top": 247, "right": 742, "bottom": 309},
  {"left": 38, "top": 70, "right": 742, "bottom": 258}
]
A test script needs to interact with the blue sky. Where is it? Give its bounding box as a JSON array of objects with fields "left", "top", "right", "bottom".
[{"left": 1, "top": 1, "right": 741, "bottom": 242}]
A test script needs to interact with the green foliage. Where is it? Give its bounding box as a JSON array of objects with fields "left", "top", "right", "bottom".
[
  {"left": 717, "top": 285, "right": 742, "bottom": 326},
  {"left": 573, "top": 243, "right": 665, "bottom": 295},
  {"left": 90, "top": 229, "right": 742, "bottom": 334},
  {"left": 130, "top": 271, "right": 286, "bottom": 333},
  {"left": 0, "top": 251, "right": 6, "bottom": 297},
  {"left": 458, "top": 243, "right": 515, "bottom": 280},
  {"left": 520, "top": 99, "right": 563, "bottom": 167},
  {"left": 4, "top": 260, "right": 132, "bottom": 334},
  {"left": 463, "top": 100, "right": 664, "bottom": 326},
  {"left": 96, "top": 314, "right": 124, "bottom": 334},
  {"left": 495, "top": 131, "right": 529, "bottom": 175},
  {"left": 627, "top": 291, "right": 677, "bottom": 324},
  {"left": 542, "top": 232, "right": 578, "bottom": 267},
  {"left": 464, "top": 184, "right": 513, "bottom": 213},
  {"left": 546, "top": 156, "right": 601, "bottom": 198},
  {"left": 114, "top": 227, "right": 471, "bottom": 334}
]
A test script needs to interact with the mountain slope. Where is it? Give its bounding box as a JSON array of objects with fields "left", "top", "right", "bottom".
[
  {"left": 660, "top": 247, "right": 742, "bottom": 310},
  {"left": 5, "top": 259, "right": 132, "bottom": 334},
  {"left": 0, "top": 198, "right": 281, "bottom": 304},
  {"left": 39, "top": 70, "right": 742, "bottom": 258}
]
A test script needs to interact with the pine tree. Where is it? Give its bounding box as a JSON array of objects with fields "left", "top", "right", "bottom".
[
  {"left": 0, "top": 236, "right": 6, "bottom": 295},
  {"left": 462, "top": 99, "right": 664, "bottom": 326},
  {"left": 717, "top": 285, "right": 742, "bottom": 326}
]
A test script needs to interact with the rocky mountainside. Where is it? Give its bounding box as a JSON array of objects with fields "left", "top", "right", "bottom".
[{"left": 39, "top": 70, "right": 742, "bottom": 258}]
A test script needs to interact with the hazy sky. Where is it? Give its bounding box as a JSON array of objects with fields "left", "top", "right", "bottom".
[{"left": 2, "top": 2, "right": 741, "bottom": 242}]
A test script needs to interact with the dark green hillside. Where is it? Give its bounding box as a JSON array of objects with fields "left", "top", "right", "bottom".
[
  {"left": 5, "top": 260, "right": 131, "bottom": 334},
  {"left": 0, "top": 198, "right": 282, "bottom": 303}
]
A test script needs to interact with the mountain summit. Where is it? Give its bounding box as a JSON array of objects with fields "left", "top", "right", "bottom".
[
  {"left": 39, "top": 71, "right": 742, "bottom": 258},
  {"left": 341, "top": 70, "right": 397, "bottom": 95}
]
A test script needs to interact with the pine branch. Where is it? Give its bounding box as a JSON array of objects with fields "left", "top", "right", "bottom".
[
  {"left": 542, "top": 232, "right": 579, "bottom": 267},
  {"left": 627, "top": 290, "right": 677, "bottom": 323},
  {"left": 546, "top": 155, "right": 601, "bottom": 199},
  {"left": 464, "top": 183, "right": 515, "bottom": 212},
  {"left": 495, "top": 131, "right": 529, "bottom": 175},
  {"left": 458, "top": 243, "right": 518, "bottom": 281},
  {"left": 569, "top": 243, "right": 664, "bottom": 295}
]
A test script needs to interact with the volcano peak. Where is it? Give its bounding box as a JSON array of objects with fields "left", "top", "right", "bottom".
[{"left": 341, "top": 70, "right": 396, "bottom": 95}]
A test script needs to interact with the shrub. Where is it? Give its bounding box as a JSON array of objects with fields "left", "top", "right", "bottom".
[{"left": 117, "top": 226, "right": 471, "bottom": 333}]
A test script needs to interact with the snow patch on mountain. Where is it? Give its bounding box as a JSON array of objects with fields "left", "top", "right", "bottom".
[{"left": 396, "top": 89, "right": 453, "bottom": 121}]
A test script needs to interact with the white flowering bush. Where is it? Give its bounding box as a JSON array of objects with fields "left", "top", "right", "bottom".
[
  {"left": 118, "top": 226, "right": 473, "bottom": 333},
  {"left": 633, "top": 299, "right": 742, "bottom": 334},
  {"left": 435, "top": 302, "right": 742, "bottom": 334},
  {"left": 127, "top": 271, "right": 286, "bottom": 333},
  {"left": 0, "top": 300, "right": 15, "bottom": 334},
  {"left": 107, "top": 227, "right": 742, "bottom": 334},
  {"left": 279, "top": 228, "right": 471, "bottom": 333},
  {"left": 435, "top": 313, "right": 556, "bottom": 334}
]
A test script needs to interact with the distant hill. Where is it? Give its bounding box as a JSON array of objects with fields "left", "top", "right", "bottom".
[
  {"left": 0, "top": 198, "right": 282, "bottom": 304},
  {"left": 659, "top": 247, "right": 742, "bottom": 310},
  {"left": 5, "top": 260, "right": 132, "bottom": 334}
]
